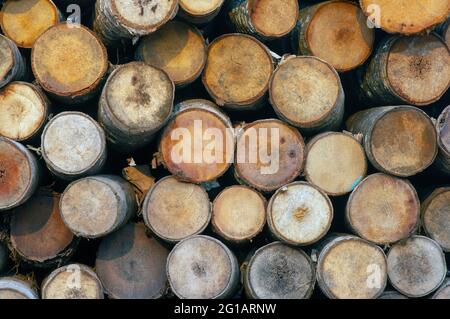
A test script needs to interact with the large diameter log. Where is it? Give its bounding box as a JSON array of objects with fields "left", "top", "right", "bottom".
[
  {"left": 0, "top": 0, "right": 61, "bottom": 48},
  {"left": 202, "top": 34, "right": 273, "bottom": 110},
  {"left": 433, "top": 279, "right": 450, "bottom": 299},
  {"left": 167, "top": 235, "right": 239, "bottom": 299},
  {"left": 269, "top": 56, "right": 345, "bottom": 134},
  {"left": 387, "top": 235, "right": 447, "bottom": 298},
  {"left": 346, "top": 106, "right": 437, "bottom": 177},
  {"left": 346, "top": 173, "right": 419, "bottom": 245},
  {"left": 292, "top": 1, "right": 374, "bottom": 72},
  {"left": 60, "top": 175, "right": 137, "bottom": 239},
  {"left": 0, "top": 137, "right": 40, "bottom": 211},
  {"left": 31, "top": 23, "right": 108, "bottom": 104},
  {"left": 317, "top": 235, "right": 387, "bottom": 299},
  {"left": 434, "top": 105, "right": 450, "bottom": 175},
  {"left": 360, "top": 0, "right": 450, "bottom": 35},
  {"left": 359, "top": 34, "right": 450, "bottom": 106},
  {"left": 244, "top": 242, "right": 315, "bottom": 299},
  {"left": 235, "top": 119, "right": 305, "bottom": 192},
  {"left": 0, "top": 82, "right": 50, "bottom": 142},
  {"left": 178, "top": 0, "right": 224, "bottom": 25},
  {"left": 135, "top": 21, "right": 206, "bottom": 88},
  {"left": 0, "top": 35, "right": 26, "bottom": 89},
  {"left": 227, "top": 0, "right": 299, "bottom": 40},
  {"left": 96, "top": 222, "right": 170, "bottom": 299},
  {"left": 305, "top": 132, "right": 367, "bottom": 196},
  {"left": 0, "top": 277, "right": 38, "bottom": 299},
  {"left": 42, "top": 264, "right": 103, "bottom": 299},
  {"left": 158, "top": 99, "right": 234, "bottom": 183},
  {"left": 98, "top": 62, "right": 174, "bottom": 151},
  {"left": 142, "top": 176, "right": 211, "bottom": 244},
  {"left": 267, "top": 182, "right": 333, "bottom": 246},
  {"left": 41, "top": 112, "right": 107, "bottom": 180}
]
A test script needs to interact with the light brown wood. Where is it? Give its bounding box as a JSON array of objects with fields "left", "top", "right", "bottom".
[
  {"left": 179, "top": 0, "right": 224, "bottom": 24},
  {"left": 0, "top": 34, "right": 26, "bottom": 88},
  {"left": 433, "top": 278, "right": 450, "bottom": 299},
  {"left": 0, "top": 277, "right": 38, "bottom": 299}
]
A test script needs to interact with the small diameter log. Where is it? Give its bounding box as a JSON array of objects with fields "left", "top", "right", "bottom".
[
  {"left": 360, "top": 0, "right": 450, "bottom": 35},
  {"left": 434, "top": 105, "right": 450, "bottom": 175},
  {"left": 227, "top": 0, "right": 299, "bottom": 40},
  {"left": 378, "top": 291, "right": 408, "bottom": 299},
  {"left": 0, "top": 137, "right": 40, "bottom": 211},
  {"left": 267, "top": 182, "right": 333, "bottom": 246},
  {"left": 244, "top": 242, "right": 315, "bottom": 299},
  {"left": 387, "top": 235, "right": 447, "bottom": 298},
  {"left": 135, "top": 21, "right": 206, "bottom": 88},
  {"left": 60, "top": 175, "right": 137, "bottom": 239},
  {"left": 31, "top": 23, "right": 108, "bottom": 104},
  {"left": 305, "top": 132, "right": 367, "bottom": 196},
  {"left": 142, "top": 176, "right": 211, "bottom": 244},
  {"left": 202, "top": 34, "right": 273, "bottom": 110},
  {"left": 167, "top": 235, "right": 239, "bottom": 299},
  {"left": 0, "top": 277, "right": 38, "bottom": 299},
  {"left": 433, "top": 278, "right": 450, "bottom": 299},
  {"left": 359, "top": 34, "right": 450, "bottom": 106},
  {"left": 98, "top": 62, "right": 174, "bottom": 151},
  {"left": 346, "top": 106, "right": 437, "bottom": 177},
  {"left": 0, "top": 0, "right": 61, "bottom": 48},
  {"left": 159, "top": 99, "right": 234, "bottom": 183},
  {"left": 0, "top": 82, "right": 50, "bottom": 142},
  {"left": 42, "top": 264, "right": 104, "bottom": 299},
  {"left": 0, "top": 35, "right": 26, "bottom": 89},
  {"left": 41, "top": 112, "right": 107, "bottom": 181},
  {"left": 316, "top": 235, "right": 387, "bottom": 299},
  {"left": 269, "top": 56, "right": 345, "bottom": 134},
  {"left": 212, "top": 185, "right": 266, "bottom": 244},
  {"left": 346, "top": 173, "right": 420, "bottom": 245},
  {"left": 235, "top": 119, "right": 305, "bottom": 192},
  {"left": 178, "top": 0, "right": 224, "bottom": 25},
  {"left": 0, "top": 241, "right": 7, "bottom": 273},
  {"left": 10, "top": 190, "right": 78, "bottom": 267},
  {"left": 421, "top": 187, "right": 450, "bottom": 252},
  {"left": 292, "top": 1, "right": 374, "bottom": 72},
  {"left": 93, "top": 0, "right": 179, "bottom": 46},
  {"left": 96, "top": 222, "right": 170, "bottom": 299}
]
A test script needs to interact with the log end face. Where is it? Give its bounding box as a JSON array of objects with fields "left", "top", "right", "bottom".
[
  {"left": 0, "top": 35, "right": 15, "bottom": 83},
  {"left": 433, "top": 279, "right": 450, "bottom": 299},
  {"left": 180, "top": 0, "right": 224, "bottom": 16},
  {"left": 422, "top": 188, "right": 450, "bottom": 252},
  {"left": 250, "top": 0, "right": 299, "bottom": 38},
  {"left": 0, "top": 277, "right": 38, "bottom": 299}
]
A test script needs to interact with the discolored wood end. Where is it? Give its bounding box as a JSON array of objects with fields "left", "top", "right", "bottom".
[
  {"left": 245, "top": 242, "right": 315, "bottom": 299},
  {"left": 42, "top": 264, "right": 103, "bottom": 299},
  {"left": 180, "top": 0, "right": 223, "bottom": 16},
  {"left": 433, "top": 279, "right": 450, "bottom": 299},
  {"left": 305, "top": 132, "right": 367, "bottom": 196},
  {"left": 0, "top": 277, "right": 38, "bottom": 299},
  {"left": 437, "top": 106, "right": 450, "bottom": 156},
  {"left": 0, "top": 35, "right": 14, "bottom": 84},
  {"left": 143, "top": 176, "right": 211, "bottom": 243},
  {"left": 360, "top": 0, "right": 450, "bottom": 35},
  {"left": 96, "top": 223, "right": 169, "bottom": 299},
  {"left": 422, "top": 187, "right": 450, "bottom": 252},
  {"left": 212, "top": 185, "right": 266, "bottom": 243},
  {"left": 317, "top": 235, "right": 387, "bottom": 299},
  {"left": 378, "top": 291, "right": 408, "bottom": 299},
  {"left": 387, "top": 236, "right": 447, "bottom": 298},
  {"left": 203, "top": 34, "right": 273, "bottom": 109}
]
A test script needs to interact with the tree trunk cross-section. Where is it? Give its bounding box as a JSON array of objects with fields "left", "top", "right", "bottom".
[
  {"left": 433, "top": 279, "right": 450, "bottom": 299},
  {"left": 0, "top": 35, "right": 26, "bottom": 89},
  {"left": 178, "top": 0, "right": 224, "bottom": 25},
  {"left": 435, "top": 105, "right": 450, "bottom": 175},
  {"left": 0, "top": 277, "right": 38, "bottom": 299}
]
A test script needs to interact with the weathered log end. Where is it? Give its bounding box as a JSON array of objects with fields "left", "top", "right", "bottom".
[
  {"left": 0, "top": 277, "right": 38, "bottom": 299},
  {"left": 433, "top": 278, "right": 450, "bottom": 299},
  {"left": 0, "top": 35, "right": 26, "bottom": 88},
  {"left": 435, "top": 105, "right": 450, "bottom": 174},
  {"left": 179, "top": 0, "right": 224, "bottom": 25}
]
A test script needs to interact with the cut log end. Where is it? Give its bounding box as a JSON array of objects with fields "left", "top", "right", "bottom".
[
  {"left": 0, "top": 36, "right": 14, "bottom": 84},
  {"left": 180, "top": 0, "right": 224, "bottom": 16},
  {"left": 422, "top": 188, "right": 450, "bottom": 252},
  {"left": 433, "top": 279, "right": 450, "bottom": 299},
  {"left": 0, "top": 277, "right": 38, "bottom": 299}
]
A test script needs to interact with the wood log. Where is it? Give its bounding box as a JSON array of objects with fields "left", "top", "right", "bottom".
[
  {"left": 387, "top": 235, "right": 447, "bottom": 298},
  {"left": 0, "top": 241, "right": 7, "bottom": 273},
  {"left": 31, "top": 23, "right": 108, "bottom": 104},
  {"left": 98, "top": 62, "right": 174, "bottom": 151},
  {"left": 96, "top": 222, "right": 170, "bottom": 299},
  {"left": 202, "top": 34, "right": 273, "bottom": 110},
  {"left": 158, "top": 99, "right": 234, "bottom": 183},
  {"left": 437, "top": 18, "right": 450, "bottom": 48},
  {"left": 60, "top": 175, "right": 136, "bottom": 239},
  {"left": 93, "top": 0, "right": 179, "bottom": 46},
  {"left": 433, "top": 278, "right": 450, "bottom": 299},
  {"left": 0, "top": 34, "right": 26, "bottom": 89},
  {"left": 305, "top": 132, "right": 367, "bottom": 196},
  {"left": 212, "top": 185, "right": 266, "bottom": 244},
  {"left": 359, "top": 34, "right": 450, "bottom": 106},
  {"left": 167, "top": 235, "right": 239, "bottom": 299},
  {"left": 234, "top": 119, "right": 305, "bottom": 192},
  {"left": 267, "top": 182, "right": 333, "bottom": 246},
  {"left": 42, "top": 264, "right": 104, "bottom": 299},
  {"left": 9, "top": 189, "right": 78, "bottom": 267},
  {"left": 359, "top": 0, "right": 450, "bottom": 35},
  {"left": 378, "top": 291, "right": 408, "bottom": 299},
  {"left": 434, "top": 105, "right": 450, "bottom": 175},
  {"left": 227, "top": 0, "right": 299, "bottom": 40},
  {"left": 0, "top": 82, "right": 50, "bottom": 142},
  {"left": 41, "top": 112, "right": 107, "bottom": 180},
  {"left": 292, "top": 1, "right": 374, "bottom": 72},
  {"left": 316, "top": 234, "right": 387, "bottom": 299},
  {"left": 0, "top": 277, "right": 38, "bottom": 299},
  {"left": 346, "top": 106, "right": 437, "bottom": 177},
  {"left": 0, "top": 0, "right": 61, "bottom": 48},
  {"left": 346, "top": 173, "right": 420, "bottom": 245},
  {"left": 142, "top": 176, "right": 211, "bottom": 243},
  {"left": 135, "top": 21, "right": 206, "bottom": 88},
  {"left": 244, "top": 242, "right": 315, "bottom": 299},
  {"left": 269, "top": 56, "right": 345, "bottom": 134},
  {"left": 0, "top": 137, "right": 40, "bottom": 211},
  {"left": 178, "top": 0, "right": 224, "bottom": 25},
  {"left": 421, "top": 187, "right": 450, "bottom": 252}
]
